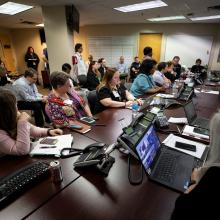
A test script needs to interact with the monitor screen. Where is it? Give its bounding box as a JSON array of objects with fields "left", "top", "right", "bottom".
[{"left": 135, "top": 125, "right": 160, "bottom": 170}]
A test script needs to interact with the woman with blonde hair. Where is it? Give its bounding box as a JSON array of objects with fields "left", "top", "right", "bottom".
[{"left": 94, "top": 68, "right": 140, "bottom": 114}]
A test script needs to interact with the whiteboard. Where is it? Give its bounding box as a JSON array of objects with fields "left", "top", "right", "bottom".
[
  {"left": 88, "top": 36, "right": 135, "bottom": 67},
  {"left": 164, "top": 35, "right": 213, "bottom": 68}
]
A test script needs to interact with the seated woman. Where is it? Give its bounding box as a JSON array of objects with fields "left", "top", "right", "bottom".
[
  {"left": 0, "top": 89, "right": 62, "bottom": 156},
  {"left": 87, "top": 61, "right": 101, "bottom": 91},
  {"left": 94, "top": 68, "right": 140, "bottom": 114},
  {"left": 130, "top": 59, "right": 164, "bottom": 98},
  {"left": 47, "top": 71, "right": 92, "bottom": 127},
  {"left": 153, "top": 62, "right": 171, "bottom": 88},
  {"left": 171, "top": 111, "right": 220, "bottom": 220},
  {"left": 164, "top": 61, "right": 176, "bottom": 83}
]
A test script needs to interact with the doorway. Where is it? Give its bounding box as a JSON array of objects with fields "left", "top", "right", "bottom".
[{"left": 138, "top": 33, "right": 162, "bottom": 62}]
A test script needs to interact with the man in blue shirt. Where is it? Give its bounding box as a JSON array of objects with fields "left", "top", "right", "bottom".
[
  {"left": 131, "top": 59, "right": 164, "bottom": 97},
  {"left": 13, "top": 68, "right": 50, "bottom": 127}
]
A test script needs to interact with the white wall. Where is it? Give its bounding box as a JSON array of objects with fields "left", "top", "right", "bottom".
[{"left": 75, "top": 23, "right": 220, "bottom": 70}]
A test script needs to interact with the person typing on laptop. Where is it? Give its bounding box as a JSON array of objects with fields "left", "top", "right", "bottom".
[{"left": 171, "top": 111, "right": 220, "bottom": 219}]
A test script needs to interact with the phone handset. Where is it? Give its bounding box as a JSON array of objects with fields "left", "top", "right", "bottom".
[
  {"left": 83, "top": 142, "right": 106, "bottom": 153},
  {"left": 130, "top": 112, "right": 145, "bottom": 127}
]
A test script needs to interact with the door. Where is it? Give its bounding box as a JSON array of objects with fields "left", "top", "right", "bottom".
[{"left": 138, "top": 33, "right": 162, "bottom": 62}]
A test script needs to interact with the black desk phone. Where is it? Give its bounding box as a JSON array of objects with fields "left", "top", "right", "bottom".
[
  {"left": 73, "top": 143, "right": 115, "bottom": 175},
  {"left": 155, "top": 111, "right": 169, "bottom": 128}
]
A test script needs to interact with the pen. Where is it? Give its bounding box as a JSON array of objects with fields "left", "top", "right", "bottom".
[
  {"left": 40, "top": 146, "right": 57, "bottom": 149},
  {"left": 118, "top": 118, "right": 125, "bottom": 121},
  {"left": 176, "top": 125, "right": 181, "bottom": 134},
  {"left": 94, "top": 124, "right": 106, "bottom": 126}
]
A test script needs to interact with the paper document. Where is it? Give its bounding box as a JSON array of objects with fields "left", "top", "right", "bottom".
[
  {"left": 201, "top": 89, "right": 219, "bottom": 95},
  {"left": 162, "top": 134, "right": 207, "bottom": 159},
  {"left": 168, "top": 117, "right": 188, "bottom": 124},
  {"left": 182, "top": 125, "right": 209, "bottom": 140},
  {"left": 156, "top": 93, "right": 175, "bottom": 99},
  {"left": 30, "top": 134, "right": 73, "bottom": 157}
]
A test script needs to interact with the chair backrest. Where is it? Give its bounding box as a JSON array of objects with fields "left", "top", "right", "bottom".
[
  {"left": 87, "top": 90, "right": 97, "bottom": 115},
  {"left": 77, "top": 75, "right": 87, "bottom": 88}
]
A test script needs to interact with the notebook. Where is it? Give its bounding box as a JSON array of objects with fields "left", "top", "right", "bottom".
[
  {"left": 30, "top": 134, "right": 73, "bottom": 157},
  {"left": 184, "top": 100, "right": 209, "bottom": 130},
  {"left": 135, "top": 125, "right": 195, "bottom": 192}
]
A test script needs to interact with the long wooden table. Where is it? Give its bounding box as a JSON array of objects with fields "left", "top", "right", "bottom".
[{"left": 1, "top": 87, "right": 219, "bottom": 220}]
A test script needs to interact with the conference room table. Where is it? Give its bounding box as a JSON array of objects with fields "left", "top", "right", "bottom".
[
  {"left": 0, "top": 133, "right": 97, "bottom": 219},
  {"left": 1, "top": 85, "right": 219, "bottom": 220}
]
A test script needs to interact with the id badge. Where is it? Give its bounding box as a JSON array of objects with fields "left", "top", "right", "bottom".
[
  {"left": 63, "top": 99, "right": 73, "bottom": 105},
  {"left": 112, "top": 90, "right": 120, "bottom": 98}
]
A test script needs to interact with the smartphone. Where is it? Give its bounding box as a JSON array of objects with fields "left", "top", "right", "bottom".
[
  {"left": 193, "top": 127, "right": 209, "bottom": 136},
  {"left": 68, "top": 124, "right": 83, "bottom": 130},
  {"left": 175, "top": 141, "right": 196, "bottom": 152},
  {"left": 40, "top": 138, "right": 58, "bottom": 145},
  {"left": 80, "top": 117, "right": 96, "bottom": 124}
]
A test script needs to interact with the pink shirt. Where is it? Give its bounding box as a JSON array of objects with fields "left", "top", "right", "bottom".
[{"left": 0, "top": 120, "right": 48, "bottom": 156}]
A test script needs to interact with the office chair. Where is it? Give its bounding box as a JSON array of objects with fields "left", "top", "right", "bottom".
[
  {"left": 77, "top": 75, "right": 87, "bottom": 88},
  {"left": 87, "top": 90, "right": 97, "bottom": 115}
]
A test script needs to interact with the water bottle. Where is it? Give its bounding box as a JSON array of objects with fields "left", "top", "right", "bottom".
[
  {"left": 131, "top": 100, "right": 139, "bottom": 119},
  {"left": 172, "top": 82, "right": 178, "bottom": 98}
]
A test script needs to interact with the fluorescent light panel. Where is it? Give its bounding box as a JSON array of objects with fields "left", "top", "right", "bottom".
[
  {"left": 190, "top": 15, "right": 220, "bottom": 21},
  {"left": 148, "top": 15, "right": 186, "bottom": 21},
  {"left": 36, "top": 23, "right": 44, "bottom": 27},
  {"left": 114, "top": 0, "right": 167, "bottom": 12},
  {"left": 0, "top": 2, "right": 33, "bottom": 15}
]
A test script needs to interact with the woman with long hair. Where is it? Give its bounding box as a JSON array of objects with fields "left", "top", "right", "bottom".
[
  {"left": 0, "top": 89, "right": 62, "bottom": 155},
  {"left": 94, "top": 68, "right": 140, "bottom": 114},
  {"left": 24, "top": 46, "right": 40, "bottom": 71},
  {"left": 87, "top": 61, "right": 101, "bottom": 91}
]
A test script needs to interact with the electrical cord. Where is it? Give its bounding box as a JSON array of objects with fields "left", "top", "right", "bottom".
[{"left": 128, "top": 154, "right": 144, "bottom": 185}]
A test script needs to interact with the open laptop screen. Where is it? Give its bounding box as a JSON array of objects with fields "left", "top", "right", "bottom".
[
  {"left": 135, "top": 125, "right": 160, "bottom": 170},
  {"left": 184, "top": 101, "right": 197, "bottom": 123}
]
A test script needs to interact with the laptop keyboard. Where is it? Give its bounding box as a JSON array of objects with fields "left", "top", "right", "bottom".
[{"left": 153, "top": 152, "right": 178, "bottom": 183}]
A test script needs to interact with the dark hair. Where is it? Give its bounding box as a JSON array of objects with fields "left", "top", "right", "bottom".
[
  {"left": 139, "top": 59, "right": 157, "bottom": 75},
  {"left": 134, "top": 56, "right": 139, "bottom": 59},
  {"left": 50, "top": 71, "right": 70, "bottom": 89},
  {"left": 173, "top": 56, "right": 180, "bottom": 60},
  {"left": 24, "top": 68, "right": 38, "bottom": 78},
  {"left": 157, "top": 62, "right": 167, "bottom": 71},
  {"left": 26, "top": 46, "right": 34, "bottom": 54},
  {"left": 0, "top": 89, "right": 17, "bottom": 138},
  {"left": 98, "top": 58, "right": 104, "bottom": 63},
  {"left": 75, "top": 43, "right": 82, "bottom": 52},
  {"left": 62, "top": 63, "right": 72, "bottom": 72},
  {"left": 98, "top": 68, "right": 117, "bottom": 91},
  {"left": 167, "top": 61, "right": 173, "bottom": 67},
  {"left": 196, "top": 58, "right": 202, "bottom": 63},
  {"left": 88, "top": 61, "right": 97, "bottom": 73},
  {"left": 143, "top": 47, "right": 152, "bottom": 56}
]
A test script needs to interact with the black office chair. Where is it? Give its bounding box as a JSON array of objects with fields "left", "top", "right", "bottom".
[
  {"left": 87, "top": 90, "right": 97, "bottom": 115},
  {"left": 77, "top": 75, "right": 87, "bottom": 88}
]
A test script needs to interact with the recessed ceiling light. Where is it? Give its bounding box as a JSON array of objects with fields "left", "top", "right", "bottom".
[
  {"left": 36, "top": 23, "right": 44, "bottom": 27},
  {"left": 0, "top": 2, "right": 33, "bottom": 15},
  {"left": 114, "top": 0, "right": 167, "bottom": 13},
  {"left": 190, "top": 15, "right": 220, "bottom": 21},
  {"left": 148, "top": 15, "right": 186, "bottom": 21}
]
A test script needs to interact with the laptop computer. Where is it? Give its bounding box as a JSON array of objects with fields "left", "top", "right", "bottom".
[
  {"left": 184, "top": 101, "right": 209, "bottom": 130},
  {"left": 135, "top": 125, "right": 195, "bottom": 192}
]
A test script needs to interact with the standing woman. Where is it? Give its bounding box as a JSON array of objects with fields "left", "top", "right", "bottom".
[
  {"left": 0, "top": 89, "right": 62, "bottom": 156},
  {"left": 87, "top": 61, "right": 101, "bottom": 91},
  {"left": 25, "top": 47, "right": 40, "bottom": 71}
]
